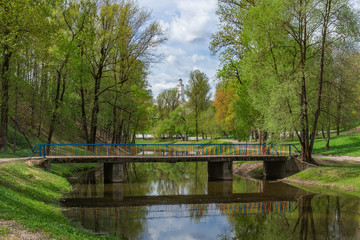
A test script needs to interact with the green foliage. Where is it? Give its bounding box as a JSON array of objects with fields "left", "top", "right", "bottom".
[
  {"left": 0, "top": 0, "right": 166, "bottom": 151},
  {"left": 156, "top": 88, "right": 181, "bottom": 120},
  {"left": 186, "top": 70, "right": 211, "bottom": 140},
  {"left": 210, "top": 0, "right": 360, "bottom": 161}
]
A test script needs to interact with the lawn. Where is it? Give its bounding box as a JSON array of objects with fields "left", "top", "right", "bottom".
[
  {"left": 287, "top": 132, "right": 360, "bottom": 157},
  {"left": 286, "top": 163, "right": 360, "bottom": 197},
  {"left": 0, "top": 162, "right": 113, "bottom": 239}
]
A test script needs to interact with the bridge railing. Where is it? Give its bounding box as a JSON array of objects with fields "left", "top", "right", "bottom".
[{"left": 26, "top": 143, "right": 299, "bottom": 159}]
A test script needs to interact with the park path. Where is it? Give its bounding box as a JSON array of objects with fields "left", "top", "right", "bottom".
[{"left": 0, "top": 157, "right": 42, "bottom": 164}]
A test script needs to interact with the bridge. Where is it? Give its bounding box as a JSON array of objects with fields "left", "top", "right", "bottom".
[{"left": 27, "top": 143, "right": 300, "bottom": 182}]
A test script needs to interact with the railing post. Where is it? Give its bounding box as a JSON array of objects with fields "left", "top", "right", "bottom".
[
  {"left": 43, "top": 145, "right": 46, "bottom": 158},
  {"left": 289, "top": 145, "right": 291, "bottom": 155}
]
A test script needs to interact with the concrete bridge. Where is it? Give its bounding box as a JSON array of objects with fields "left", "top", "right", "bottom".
[{"left": 27, "top": 143, "right": 300, "bottom": 182}]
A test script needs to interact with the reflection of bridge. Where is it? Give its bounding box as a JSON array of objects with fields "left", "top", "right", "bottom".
[
  {"left": 63, "top": 201, "right": 297, "bottom": 220},
  {"left": 61, "top": 181, "right": 307, "bottom": 208},
  {"left": 61, "top": 193, "right": 301, "bottom": 208},
  {"left": 27, "top": 143, "right": 300, "bottom": 182}
]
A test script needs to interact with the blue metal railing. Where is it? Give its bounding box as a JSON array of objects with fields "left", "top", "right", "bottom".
[{"left": 26, "top": 143, "right": 300, "bottom": 159}]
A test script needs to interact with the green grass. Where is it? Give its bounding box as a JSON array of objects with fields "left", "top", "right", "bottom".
[
  {"left": 287, "top": 164, "right": 360, "bottom": 193},
  {"left": 286, "top": 132, "right": 360, "bottom": 157},
  {"left": 0, "top": 151, "right": 25, "bottom": 158},
  {"left": 0, "top": 162, "right": 111, "bottom": 239}
]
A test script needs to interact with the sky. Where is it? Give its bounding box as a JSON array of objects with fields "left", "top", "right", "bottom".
[{"left": 137, "top": 0, "right": 220, "bottom": 98}]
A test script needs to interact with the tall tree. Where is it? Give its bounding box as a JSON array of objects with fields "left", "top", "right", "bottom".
[
  {"left": 210, "top": 0, "right": 359, "bottom": 162},
  {"left": 186, "top": 70, "right": 211, "bottom": 141},
  {"left": 81, "top": 0, "right": 165, "bottom": 143},
  {"left": 156, "top": 88, "right": 180, "bottom": 120}
]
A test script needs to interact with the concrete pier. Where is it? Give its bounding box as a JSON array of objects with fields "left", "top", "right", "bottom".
[
  {"left": 104, "top": 163, "right": 124, "bottom": 183},
  {"left": 263, "top": 157, "right": 309, "bottom": 180},
  {"left": 208, "top": 161, "right": 233, "bottom": 180}
]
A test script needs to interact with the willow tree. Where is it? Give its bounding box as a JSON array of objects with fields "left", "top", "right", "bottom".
[{"left": 211, "top": 0, "right": 359, "bottom": 162}]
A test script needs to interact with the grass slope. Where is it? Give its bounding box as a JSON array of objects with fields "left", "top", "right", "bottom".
[
  {"left": 0, "top": 162, "right": 109, "bottom": 239},
  {"left": 286, "top": 164, "right": 360, "bottom": 196},
  {"left": 288, "top": 132, "right": 360, "bottom": 157}
]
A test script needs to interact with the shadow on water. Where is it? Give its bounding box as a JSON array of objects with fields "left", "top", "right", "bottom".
[{"left": 61, "top": 163, "right": 360, "bottom": 240}]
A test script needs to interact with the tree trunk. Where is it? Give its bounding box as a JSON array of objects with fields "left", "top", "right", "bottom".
[
  {"left": 321, "top": 126, "right": 325, "bottom": 139},
  {"left": 80, "top": 83, "right": 89, "bottom": 143},
  {"left": 47, "top": 69, "right": 66, "bottom": 144},
  {"left": 0, "top": 45, "right": 12, "bottom": 151},
  {"left": 195, "top": 104, "right": 198, "bottom": 141},
  {"left": 89, "top": 61, "right": 104, "bottom": 143},
  {"left": 13, "top": 71, "right": 19, "bottom": 153},
  {"left": 309, "top": 0, "right": 332, "bottom": 160},
  {"left": 336, "top": 101, "right": 341, "bottom": 136},
  {"left": 325, "top": 118, "right": 330, "bottom": 151}
]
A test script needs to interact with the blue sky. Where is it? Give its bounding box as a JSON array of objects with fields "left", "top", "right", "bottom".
[{"left": 137, "top": 0, "right": 220, "bottom": 98}]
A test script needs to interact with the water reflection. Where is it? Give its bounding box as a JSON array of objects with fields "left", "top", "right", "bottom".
[{"left": 62, "top": 163, "right": 360, "bottom": 240}]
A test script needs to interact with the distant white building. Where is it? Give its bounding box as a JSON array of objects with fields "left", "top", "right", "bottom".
[{"left": 177, "top": 79, "right": 185, "bottom": 102}]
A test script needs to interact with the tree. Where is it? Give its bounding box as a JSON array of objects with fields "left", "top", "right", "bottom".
[
  {"left": 77, "top": 0, "right": 166, "bottom": 143},
  {"left": 210, "top": 0, "right": 359, "bottom": 162},
  {"left": 186, "top": 70, "right": 211, "bottom": 141},
  {"left": 156, "top": 88, "right": 180, "bottom": 120},
  {"left": 0, "top": 0, "right": 51, "bottom": 150},
  {"left": 213, "top": 84, "right": 236, "bottom": 137}
]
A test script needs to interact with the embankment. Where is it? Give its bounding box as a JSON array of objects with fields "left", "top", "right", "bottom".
[{"left": 0, "top": 161, "right": 107, "bottom": 240}]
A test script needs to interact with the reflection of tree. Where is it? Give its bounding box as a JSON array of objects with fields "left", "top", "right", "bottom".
[
  {"left": 331, "top": 197, "right": 343, "bottom": 240},
  {"left": 292, "top": 195, "right": 316, "bottom": 240},
  {"left": 69, "top": 168, "right": 101, "bottom": 198},
  {"left": 325, "top": 196, "right": 330, "bottom": 240},
  {"left": 188, "top": 204, "right": 209, "bottom": 222}
]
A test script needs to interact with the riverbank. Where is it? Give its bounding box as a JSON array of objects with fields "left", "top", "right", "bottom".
[
  {"left": 233, "top": 157, "right": 360, "bottom": 197},
  {"left": 283, "top": 158, "right": 360, "bottom": 197},
  {"left": 0, "top": 162, "right": 110, "bottom": 240}
]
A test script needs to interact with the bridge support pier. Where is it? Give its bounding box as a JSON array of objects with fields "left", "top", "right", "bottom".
[
  {"left": 104, "top": 163, "right": 124, "bottom": 183},
  {"left": 208, "top": 161, "right": 233, "bottom": 180},
  {"left": 263, "top": 157, "right": 302, "bottom": 180}
]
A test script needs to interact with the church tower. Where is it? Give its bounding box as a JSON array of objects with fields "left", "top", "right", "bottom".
[{"left": 177, "top": 79, "right": 185, "bottom": 102}]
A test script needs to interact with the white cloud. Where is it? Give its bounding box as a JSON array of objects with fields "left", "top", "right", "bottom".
[
  {"left": 170, "top": 0, "right": 218, "bottom": 43},
  {"left": 137, "top": 0, "right": 220, "bottom": 98},
  {"left": 192, "top": 54, "right": 206, "bottom": 63}
]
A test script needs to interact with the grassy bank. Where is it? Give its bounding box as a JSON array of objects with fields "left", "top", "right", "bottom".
[
  {"left": 287, "top": 132, "right": 360, "bottom": 157},
  {"left": 285, "top": 163, "right": 360, "bottom": 197},
  {"left": 0, "top": 162, "right": 110, "bottom": 239}
]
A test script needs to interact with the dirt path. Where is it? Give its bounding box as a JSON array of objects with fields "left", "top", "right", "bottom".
[
  {"left": 0, "top": 219, "right": 53, "bottom": 240},
  {"left": 0, "top": 157, "right": 43, "bottom": 165}
]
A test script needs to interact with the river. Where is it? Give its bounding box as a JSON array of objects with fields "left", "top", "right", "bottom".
[{"left": 61, "top": 162, "right": 360, "bottom": 240}]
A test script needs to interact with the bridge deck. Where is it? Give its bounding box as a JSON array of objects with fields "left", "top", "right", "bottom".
[{"left": 46, "top": 155, "right": 289, "bottom": 163}]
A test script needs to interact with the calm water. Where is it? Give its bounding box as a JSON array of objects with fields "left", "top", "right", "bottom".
[{"left": 62, "top": 163, "right": 360, "bottom": 240}]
